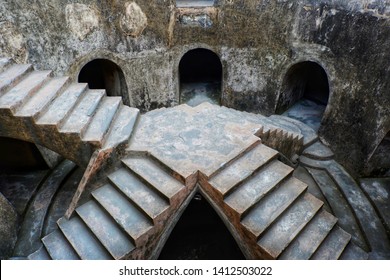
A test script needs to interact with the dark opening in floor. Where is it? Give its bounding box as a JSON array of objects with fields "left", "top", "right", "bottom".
[
  {"left": 277, "top": 61, "right": 330, "bottom": 131},
  {"left": 179, "top": 48, "right": 222, "bottom": 106},
  {"left": 159, "top": 193, "right": 245, "bottom": 260},
  {"left": 78, "top": 59, "right": 129, "bottom": 105}
]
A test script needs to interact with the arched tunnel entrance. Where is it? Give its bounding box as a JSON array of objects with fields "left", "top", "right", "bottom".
[
  {"left": 276, "top": 61, "right": 330, "bottom": 131},
  {"left": 179, "top": 48, "right": 222, "bottom": 107},
  {"left": 78, "top": 59, "right": 130, "bottom": 106},
  {"left": 0, "top": 137, "right": 48, "bottom": 172},
  {"left": 159, "top": 193, "right": 245, "bottom": 260}
]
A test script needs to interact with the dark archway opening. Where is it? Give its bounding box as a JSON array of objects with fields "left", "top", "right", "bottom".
[
  {"left": 78, "top": 59, "right": 130, "bottom": 106},
  {"left": 276, "top": 62, "right": 330, "bottom": 131},
  {"left": 159, "top": 193, "right": 245, "bottom": 260},
  {"left": 367, "top": 131, "right": 390, "bottom": 176},
  {"left": 179, "top": 48, "right": 222, "bottom": 107},
  {"left": 0, "top": 137, "right": 48, "bottom": 172}
]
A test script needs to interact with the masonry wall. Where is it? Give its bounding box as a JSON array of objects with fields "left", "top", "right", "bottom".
[{"left": 1, "top": 0, "right": 389, "bottom": 175}]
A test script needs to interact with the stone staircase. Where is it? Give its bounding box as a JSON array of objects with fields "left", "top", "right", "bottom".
[
  {"left": 0, "top": 58, "right": 139, "bottom": 167},
  {"left": 299, "top": 155, "right": 390, "bottom": 258},
  {"left": 200, "top": 141, "right": 368, "bottom": 260},
  {"left": 29, "top": 153, "right": 194, "bottom": 260},
  {"left": 1, "top": 57, "right": 375, "bottom": 260}
]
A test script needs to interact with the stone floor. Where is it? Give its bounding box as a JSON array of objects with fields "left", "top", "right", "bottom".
[
  {"left": 180, "top": 82, "right": 221, "bottom": 107},
  {"left": 129, "top": 102, "right": 261, "bottom": 178},
  {"left": 283, "top": 99, "right": 326, "bottom": 132}
]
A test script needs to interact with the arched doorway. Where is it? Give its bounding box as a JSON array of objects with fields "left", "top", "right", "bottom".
[
  {"left": 179, "top": 48, "right": 222, "bottom": 107},
  {"left": 276, "top": 61, "right": 330, "bottom": 131},
  {"left": 159, "top": 193, "right": 245, "bottom": 259},
  {"left": 78, "top": 59, "right": 129, "bottom": 106}
]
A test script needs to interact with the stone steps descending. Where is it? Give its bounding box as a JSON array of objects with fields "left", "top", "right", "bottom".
[
  {"left": 42, "top": 230, "right": 80, "bottom": 260},
  {"left": 278, "top": 209, "right": 337, "bottom": 260},
  {"left": 300, "top": 156, "right": 390, "bottom": 255},
  {"left": 32, "top": 154, "right": 188, "bottom": 260},
  {"left": 224, "top": 159, "right": 294, "bottom": 218},
  {"left": 0, "top": 58, "right": 140, "bottom": 167},
  {"left": 92, "top": 184, "right": 153, "bottom": 246},
  {"left": 339, "top": 241, "right": 369, "bottom": 260},
  {"left": 12, "top": 160, "right": 77, "bottom": 257},
  {"left": 28, "top": 246, "right": 50, "bottom": 260},
  {"left": 0, "top": 70, "right": 52, "bottom": 112},
  {"left": 76, "top": 201, "right": 135, "bottom": 259},
  {"left": 258, "top": 193, "right": 324, "bottom": 258},
  {"left": 123, "top": 156, "right": 185, "bottom": 204},
  {"left": 0, "top": 63, "right": 33, "bottom": 95},
  {"left": 108, "top": 168, "right": 169, "bottom": 222},
  {"left": 203, "top": 142, "right": 368, "bottom": 260},
  {"left": 209, "top": 143, "right": 278, "bottom": 199},
  {"left": 58, "top": 216, "right": 113, "bottom": 260},
  {"left": 82, "top": 96, "right": 122, "bottom": 146},
  {"left": 304, "top": 167, "right": 367, "bottom": 250},
  {"left": 310, "top": 226, "right": 351, "bottom": 260},
  {"left": 241, "top": 177, "right": 308, "bottom": 239}
]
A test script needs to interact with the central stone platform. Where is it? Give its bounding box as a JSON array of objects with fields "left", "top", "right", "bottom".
[{"left": 128, "top": 103, "right": 265, "bottom": 178}]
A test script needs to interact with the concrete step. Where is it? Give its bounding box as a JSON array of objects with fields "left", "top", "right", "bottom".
[
  {"left": 293, "top": 166, "right": 332, "bottom": 212},
  {"left": 300, "top": 156, "right": 389, "bottom": 253},
  {"left": 102, "top": 105, "right": 139, "bottom": 149},
  {"left": 242, "top": 177, "right": 307, "bottom": 239},
  {"left": 27, "top": 246, "right": 51, "bottom": 260},
  {"left": 108, "top": 168, "right": 169, "bottom": 222},
  {"left": 59, "top": 89, "right": 105, "bottom": 134},
  {"left": 76, "top": 201, "right": 135, "bottom": 259},
  {"left": 0, "top": 71, "right": 52, "bottom": 112},
  {"left": 302, "top": 141, "right": 334, "bottom": 160},
  {"left": 278, "top": 209, "right": 337, "bottom": 260},
  {"left": 310, "top": 226, "right": 351, "bottom": 260},
  {"left": 36, "top": 83, "right": 87, "bottom": 126},
  {"left": 43, "top": 168, "right": 84, "bottom": 236},
  {"left": 123, "top": 156, "right": 185, "bottom": 203},
  {"left": 58, "top": 216, "right": 112, "bottom": 260},
  {"left": 305, "top": 167, "right": 367, "bottom": 250},
  {"left": 82, "top": 96, "right": 122, "bottom": 146},
  {"left": 0, "top": 57, "right": 13, "bottom": 73},
  {"left": 339, "top": 241, "right": 369, "bottom": 260},
  {"left": 42, "top": 229, "right": 80, "bottom": 260},
  {"left": 225, "top": 160, "right": 293, "bottom": 217},
  {"left": 257, "top": 193, "right": 323, "bottom": 259},
  {"left": 0, "top": 64, "right": 33, "bottom": 95},
  {"left": 92, "top": 184, "right": 153, "bottom": 245},
  {"left": 15, "top": 77, "right": 70, "bottom": 118},
  {"left": 209, "top": 143, "right": 278, "bottom": 198},
  {"left": 12, "top": 160, "right": 76, "bottom": 257}
]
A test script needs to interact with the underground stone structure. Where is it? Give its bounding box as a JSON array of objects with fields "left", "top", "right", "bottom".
[{"left": 0, "top": 0, "right": 389, "bottom": 260}]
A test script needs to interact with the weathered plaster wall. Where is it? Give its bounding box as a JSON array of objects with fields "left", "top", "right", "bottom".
[{"left": 0, "top": 0, "right": 389, "bottom": 175}]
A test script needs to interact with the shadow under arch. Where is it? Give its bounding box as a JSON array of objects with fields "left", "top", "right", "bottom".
[
  {"left": 276, "top": 61, "right": 330, "bottom": 132},
  {"left": 158, "top": 192, "right": 245, "bottom": 260},
  {"left": 0, "top": 137, "right": 48, "bottom": 172},
  {"left": 179, "top": 48, "right": 223, "bottom": 107},
  {"left": 78, "top": 59, "right": 130, "bottom": 106}
]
